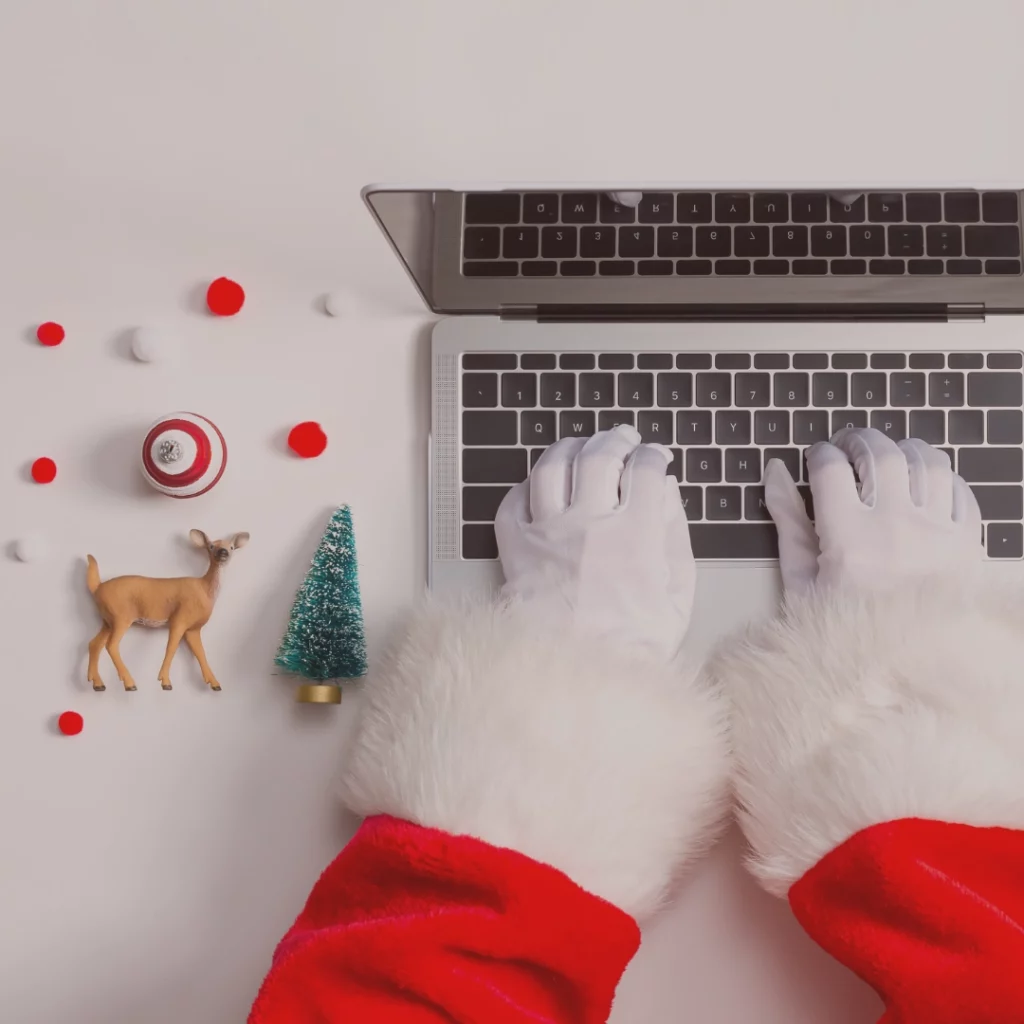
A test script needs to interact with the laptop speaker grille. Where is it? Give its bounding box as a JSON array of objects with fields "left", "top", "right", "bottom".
[{"left": 432, "top": 352, "right": 458, "bottom": 560}]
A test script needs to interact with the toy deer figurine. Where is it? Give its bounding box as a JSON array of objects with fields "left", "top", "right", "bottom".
[{"left": 86, "top": 530, "right": 249, "bottom": 692}]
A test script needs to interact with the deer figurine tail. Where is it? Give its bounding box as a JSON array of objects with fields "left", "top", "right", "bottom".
[{"left": 86, "top": 555, "right": 101, "bottom": 594}]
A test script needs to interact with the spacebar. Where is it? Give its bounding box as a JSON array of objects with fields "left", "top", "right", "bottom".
[{"left": 691, "top": 523, "right": 779, "bottom": 559}]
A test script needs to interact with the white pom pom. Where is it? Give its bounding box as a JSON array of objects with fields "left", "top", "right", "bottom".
[
  {"left": 607, "top": 191, "right": 643, "bottom": 208},
  {"left": 324, "top": 290, "right": 350, "bottom": 317},
  {"left": 131, "top": 326, "right": 173, "bottom": 363},
  {"left": 14, "top": 534, "right": 49, "bottom": 563}
]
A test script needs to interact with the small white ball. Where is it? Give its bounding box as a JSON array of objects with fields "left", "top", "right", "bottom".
[
  {"left": 607, "top": 191, "right": 643, "bottom": 208},
  {"left": 131, "top": 326, "right": 173, "bottom": 363},
  {"left": 14, "top": 534, "right": 49, "bottom": 563},
  {"left": 324, "top": 290, "right": 350, "bottom": 317}
]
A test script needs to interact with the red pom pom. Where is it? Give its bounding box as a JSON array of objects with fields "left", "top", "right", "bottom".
[
  {"left": 31, "top": 457, "right": 57, "bottom": 484},
  {"left": 288, "top": 421, "right": 328, "bottom": 458},
  {"left": 37, "top": 322, "right": 65, "bottom": 346},
  {"left": 58, "top": 711, "right": 84, "bottom": 736},
  {"left": 206, "top": 277, "right": 245, "bottom": 316}
]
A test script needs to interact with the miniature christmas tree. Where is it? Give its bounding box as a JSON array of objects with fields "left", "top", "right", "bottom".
[{"left": 275, "top": 505, "right": 367, "bottom": 704}]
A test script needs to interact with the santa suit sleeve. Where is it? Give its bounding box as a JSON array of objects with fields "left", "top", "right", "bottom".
[
  {"left": 711, "top": 581, "right": 1024, "bottom": 1024},
  {"left": 248, "top": 596, "right": 730, "bottom": 1024}
]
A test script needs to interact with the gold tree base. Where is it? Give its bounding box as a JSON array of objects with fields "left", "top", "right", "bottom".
[{"left": 295, "top": 683, "right": 342, "bottom": 705}]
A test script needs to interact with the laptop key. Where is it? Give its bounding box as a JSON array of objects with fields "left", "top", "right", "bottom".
[
  {"left": 949, "top": 353, "right": 983, "bottom": 368},
  {"left": 725, "top": 449, "right": 761, "bottom": 482},
  {"left": 988, "top": 410, "right": 1023, "bottom": 444},
  {"left": 744, "top": 486, "right": 772, "bottom": 521},
  {"left": 598, "top": 353, "right": 634, "bottom": 369},
  {"left": 906, "top": 193, "right": 943, "bottom": 222},
  {"left": 829, "top": 196, "right": 866, "bottom": 223},
  {"left": 463, "top": 411, "right": 517, "bottom": 446},
  {"left": 812, "top": 373, "right": 849, "bottom": 407},
  {"left": 562, "top": 193, "right": 598, "bottom": 223},
  {"left": 736, "top": 373, "right": 771, "bottom": 407},
  {"left": 868, "top": 193, "right": 904, "bottom": 221},
  {"left": 619, "top": 226, "right": 655, "bottom": 257},
  {"left": 599, "top": 261, "right": 634, "bottom": 276},
  {"left": 971, "top": 486, "right": 1024, "bottom": 521},
  {"left": 579, "top": 227, "right": 614, "bottom": 258},
  {"left": 755, "top": 411, "right": 790, "bottom": 444},
  {"left": 462, "top": 486, "right": 512, "bottom": 522},
  {"left": 870, "top": 411, "right": 907, "bottom": 441},
  {"left": 850, "top": 226, "right": 886, "bottom": 257},
  {"left": 716, "top": 259, "right": 751, "bottom": 275},
  {"left": 812, "top": 226, "right": 846, "bottom": 257},
  {"left": 464, "top": 261, "right": 519, "bottom": 276},
  {"left": 502, "top": 373, "right": 537, "bottom": 408},
  {"left": 696, "top": 227, "right": 731, "bottom": 257},
  {"left": 678, "top": 193, "right": 713, "bottom": 223},
  {"left": 462, "top": 525, "right": 498, "bottom": 560},
  {"left": 987, "top": 523, "right": 1023, "bottom": 558},
  {"left": 639, "top": 193, "right": 675, "bottom": 223},
  {"left": 679, "top": 487, "right": 703, "bottom": 521},
  {"left": 559, "top": 411, "right": 596, "bottom": 438},
  {"left": 910, "top": 410, "right": 945, "bottom": 444},
  {"left": 464, "top": 373, "right": 498, "bottom": 407},
  {"left": 521, "top": 411, "right": 555, "bottom": 445},
  {"left": 561, "top": 261, "right": 596, "bottom": 276},
  {"left": 888, "top": 225, "right": 924, "bottom": 257},
  {"left": 927, "top": 225, "right": 962, "bottom": 257},
  {"left": 686, "top": 448, "right": 722, "bottom": 482},
  {"left": 523, "top": 261, "right": 557, "bottom": 276},
  {"left": 870, "top": 259, "right": 906, "bottom": 275},
  {"left": 465, "top": 193, "right": 520, "bottom": 224},
  {"left": 696, "top": 373, "right": 731, "bottom": 407},
  {"left": 638, "top": 411, "right": 673, "bottom": 443},
  {"left": 543, "top": 226, "right": 578, "bottom": 258},
  {"left": 598, "top": 411, "right": 635, "bottom": 430},
  {"left": 794, "top": 411, "right": 829, "bottom": 444},
  {"left": 464, "top": 227, "right": 500, "bottom": 259},
  {"left": 754, "top": 259, "right": 790, "bottom": 275},
  {"left": 908, "top": 260, "right": 943, "bottom": 275},
  {"left": 735, "top": 226, "right": 770, "bottom": 257},
  {"left": 619, "top": 373, "right": 655, "bottom": 408},
  {"left": 945, "top": 192, "right": 981, "bottom": 223},
  {"left": 462, "top": 448, "right": 528, "bottom": 483},
  {"left": 540, "top": 373, "right": 576, "bottom": 407},
  {"left": 707, "top": 486, "right": 743, "bottom": 520},
  {"left": 928, "top": 372, "right": 964, "bottom": 407},
  {"left": 833, "top": 353, "right": 868, "bottom": 369},
  {"left": 658, "top": 226, "right": 693, "bottom": 258},
  {"left": 764, "top": 448, "right": 801, "bottom": 481},
  {"left": 968, "top": 372, "right": 1023, "bottom": 407},
  {"left": 678, "top": 354, "right": 712, "bottom": 369},
  {"left": 717, "top": 353, "right": 751, "bottom": 369},
  {"left": 958, "top": 447, "right": 1024, "bottom": 482},
  {"left": 794, "top": 354, "right": 829, "bottom": 369},
  {"left": 716, "top": 411, "right": 752, "bottom": 444},
  {"left": 754, "top": 353, "right": 790, "bottom": 369},
  {"left": 890, "top": 373, "right": 926, "bottom": 407},
  {"left": 638, "top": 353, "right": 674, "bottom": 369},
  {"left": 983, "top": 192, "right": 1020, "bottom": 223},
  {"left": 715, "top": 193, "right": 752, "bottom": 223},
  {"left": 775, "top": 372, "right": 810, "bottom": 407},
  {"left": 773, "top": 226, "right": 809, "bottom": 257},
  {"left": 599, "top": 195, "right": 636, "bottom": 223},
  {"left": 580, "top": 373, "right": 615, "bottom": 407},
  {"left": 677, "top": 411, "right": 713, "bottom": 445},
  {"left": 831, "top": 259, "right": 867, "bottom": 275},
  {"left": 690, "top": 523, "right": 780, "bottom": 559},
  {"left": 658, "top": 373, "right": 693, "bottom": 406},
  {"left": 677, "top": 259, "right": 713, "bottom": 275},
  {"left": 639, "top": 260, "right": 673, "bottom": 275},
  {"left": 522, "top": 193, "right": 559, "bottom": 223},
  {"left": 987, "top": 260, "right": 1023, "bottom": 274},
  {"left": 503, "top": 227, "right": 538, "bottom": 259},
  {"left": 792, "top": 193, "right": 828, "bottom": 223},
  {"left": 832, "top": 410, "right": 869, "bottom": 433},
  {"left": 561, "top": 353, "right": 594, "bottom": 369},
  {"left": 949, "top": 410, "right": 985, "bottom": 444},
  {"left": 793, "top": 259, "right": 828, "bottom": 275},
  {"left": 465, "top": 354, "right": 516, "bottom": 369},
  {"left": 753, "top": 193, "right": 789, "bottom": 222},
  {"left": 948, "top": 259, "right": 982, "bottom": 275},
  {"left": 965, "top": 226, "right": 1021, "bottom": 258}
]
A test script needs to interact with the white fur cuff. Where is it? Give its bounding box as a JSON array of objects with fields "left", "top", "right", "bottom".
[
  {"left": 712, "top": 581, "right": 1024, "bottom": 896},
  {"left": 339, "top": 595, "right": 730, "bottom": 920}
]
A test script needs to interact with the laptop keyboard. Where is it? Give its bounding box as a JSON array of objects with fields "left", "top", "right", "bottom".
[
  {"left": 459, "top": 351, "right": 1024, "bottom": 561},
  {"left": 462, "top": 191, "right": 1023, "bottom": 279}
]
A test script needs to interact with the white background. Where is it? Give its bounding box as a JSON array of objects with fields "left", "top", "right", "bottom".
[{"left": 2, "top": 1, "right": 1022, "bottom": 1020}]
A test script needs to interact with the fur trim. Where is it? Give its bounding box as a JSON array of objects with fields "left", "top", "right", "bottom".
[
  {"left": 339, "top": 595, "right": 731, "bottom": 920},
  {"left": 710, "top": 581, "right": 1024, "bottom": 897}
]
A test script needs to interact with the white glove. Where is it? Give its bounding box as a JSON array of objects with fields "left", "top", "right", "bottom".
[
  {"left": 765, "top": 427, "right": 984, "bottom": 594},
  {"left": 495, "top": 425, "right": 694, "bottom": 661}
]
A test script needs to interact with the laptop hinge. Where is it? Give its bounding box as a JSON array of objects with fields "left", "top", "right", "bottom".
[{"left": 501, "top": 303, "right": 984, "bottom": 323}]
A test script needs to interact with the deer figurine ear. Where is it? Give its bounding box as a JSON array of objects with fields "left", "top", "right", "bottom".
[
  {"left": 190, "top": 529, "right": 211, "bottom": 549},
  {"left": 231, "top": 532, "right": 250, "bottom": 549}
]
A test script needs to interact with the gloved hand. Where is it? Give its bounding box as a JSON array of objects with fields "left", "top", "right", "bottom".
[
  {"left": 495, "top": 425, "right": 694, "bottom": 661},
  {"left": 764, "top": 427, "right": 984, "bottom": 594}
]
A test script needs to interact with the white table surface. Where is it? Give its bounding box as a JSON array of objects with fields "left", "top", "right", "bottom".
[{"left": 2, "top": 1, "right": 1022, "bottom": 1020}]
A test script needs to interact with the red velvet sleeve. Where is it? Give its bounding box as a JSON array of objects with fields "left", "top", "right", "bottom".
[
  {"left": 248, "top": 815, "right": 641, "bottom": 1024},
  {"left": 790, "top": 817, "right": 1024, "bottom": 1024}
]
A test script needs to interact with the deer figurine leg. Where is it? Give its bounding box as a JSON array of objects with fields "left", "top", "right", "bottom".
[
  {"left": 184, "top": 628, "right": 221, "bottom": 690},
  {"left": 157, "top": 618, "right": 188, "bottom": 690},
  {"left": 87, "top": 625, "right": 111, "bottom": 691},
  {"left": 105, "top": 620, "right": 137, "bottom": 691}
]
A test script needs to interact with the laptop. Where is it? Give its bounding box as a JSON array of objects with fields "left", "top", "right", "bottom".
[{"left": 364, "top": 184, "right": 1024, "bottom": 645}]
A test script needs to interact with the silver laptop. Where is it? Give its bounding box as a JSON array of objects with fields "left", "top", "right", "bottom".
[{"left": 364, "top": 184, "right": 1024, "bottom": 644}]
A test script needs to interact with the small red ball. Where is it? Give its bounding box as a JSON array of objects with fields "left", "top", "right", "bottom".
[
  {"left": 288, "top": 421, "right": 328, "bottom": 458},
  {"left": 206, "top": 277, "right": 245, "bottom": 316},
  {"left": 31, "top": 457, "right": 57, "bottom": 483},
  {"left": 58, "top": 711, "right": 84, "bottom": 736},
  {"left": 37, "top": 322, "right": 65, "bottom": 346}
]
